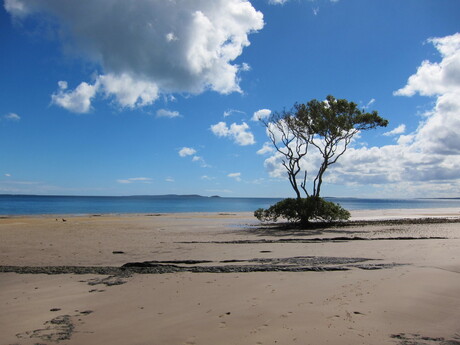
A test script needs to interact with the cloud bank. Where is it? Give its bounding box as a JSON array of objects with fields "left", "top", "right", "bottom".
[{"left": 5, "top": 0, "right": 264, "bottom": 112}]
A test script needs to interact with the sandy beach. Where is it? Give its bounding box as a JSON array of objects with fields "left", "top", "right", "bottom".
[{"left": 1, "top": 209, "right": 460, "bottom": 345}]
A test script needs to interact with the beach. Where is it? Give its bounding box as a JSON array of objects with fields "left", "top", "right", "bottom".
[{"left": 1, "top": 210, "right": 460, "bottom": 345}]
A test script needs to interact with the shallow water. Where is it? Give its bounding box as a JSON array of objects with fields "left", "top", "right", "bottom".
[{"left": 1, "top": 194, "right": 460, "bottom": 215}]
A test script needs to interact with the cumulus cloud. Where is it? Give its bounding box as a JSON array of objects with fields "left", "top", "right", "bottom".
[
  {"left": 257, "top": 142, "right": 275, "bottom": 155},
  {"left": 6, "top": 0, "right": 264, "bottom": 112},
  {"left": 252, "top": 108, "right": 271, "bottom": 121},
  {"left": 210, "top": 121, "right": 255, "bottom": 146},
  {"left": 156, "top": 109, "right": 180, "bottom": 118},
  {"left": 178, "top": 147, "right": 197, "bottom": 157},
  {"left": 178, "top": 147, "right": 209, "bottom": 167},
  {"left": 383, "top": 124, "right": 406, "bottom": 137},
  {"left": 263, "top": 33, "right": 460, "bottom": 197},
  {"left": 98, "top": 73, "right": 159, "bottom": 108},
  {"left": 117, "top": 177, "right": 152, "bottom": 184},
  {"left": 394, "top": 33, "right": 460, "bottom": 155},
  {"left": 394, "top": 33, "right": 460, "bottom": 97},
  {"left": 51, "top": 80, "right": 98, "bottom": 113}
]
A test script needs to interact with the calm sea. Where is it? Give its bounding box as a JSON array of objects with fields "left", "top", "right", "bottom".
[{"left": 1, "top": 194, "right": 460, "bottom": 216}]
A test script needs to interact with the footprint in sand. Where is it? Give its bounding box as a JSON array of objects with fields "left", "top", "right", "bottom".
[{"left": 254, "top": 323, "right": 269, "bottom": 333}]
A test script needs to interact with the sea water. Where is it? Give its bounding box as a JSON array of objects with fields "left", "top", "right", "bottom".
[{"left": 1, "top": 194, "right": 460, "bottom": 216}]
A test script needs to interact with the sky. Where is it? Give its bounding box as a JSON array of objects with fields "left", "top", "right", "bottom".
[{"left": 1, "top": 0, "right": 460, "bottom": 198}]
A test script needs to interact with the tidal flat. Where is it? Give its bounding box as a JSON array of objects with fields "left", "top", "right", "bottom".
[{"left": 1, "top": 210, "right": 460, "bottom": 345}]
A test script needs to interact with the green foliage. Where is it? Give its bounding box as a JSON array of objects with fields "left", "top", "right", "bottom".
[
  {"left": 264, "top": 95, "right": 388, "bottom": 199},
  {"left": 295, "top": 95, "right": 389, "bottom": 137},
  {"left": 254, "top": 196, "right": 351, "bottom": 225}
]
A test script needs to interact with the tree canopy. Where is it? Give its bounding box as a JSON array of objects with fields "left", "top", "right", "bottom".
[{"left": 264, "top": 95, "right": 388, "bottom": 198}]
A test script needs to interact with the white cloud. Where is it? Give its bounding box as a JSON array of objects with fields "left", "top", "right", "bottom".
[
  {"left": 165, "top": 177, "right": 175, "bottom": 183},
  {"left": 4, "top": 173, "right": 11, "bottom": 177},
  {"left": 394, "top": 33, "right": 460, "bottom": 97},
  {"left": 117, "top": 177, "right": 152, "bottom": 184},
  {"left": 192, "top": 155, "right": 210, "bottom": 168},
  {"left": 51, "top": 81, "right": 97, "bottom": 113},
  {"left": 210, "top": 121, "right": 255, "bottom": 146},
  {"left": 394, "top": 32, "right": 460, "bottom": 155},
  {"left": 3, "top": 0, "right": 29, "bottom": 16},
  {"left": 363, "top": 98, "right": 376, "bottom": 109},
  {"left": 252, "top": 108, "right": 271, "bottom": 121},
  {"left": 98, "top": 73, "right": 159, "bottom": 108},
  {"left": 383, "top": 124, "right": 406, "bottom": 137},
  {"left": 228, "top": 172, "right": 242, "bottom": 182},
  {"left": 3, "top": 113, "right": 21, "bottom": 121},
  {"left": 257, "top": 142, "right": 275, "bottom": 155},
  {"left": 51, "top": 74, "right": 160, "bottom": 113},
  {"left": 156, "top": 109, "right": 180, "bottom": 118},
  {"left": 223, "top": 109, "right": 246, "bottom": 117},
  {"left": 262, "top": 33, "right": 460, "bottom": 197},
  {"left": 178, "top": 148, "right": 209, "bottom": 167},
  {"left": 240, "top": 62, "right": 251, "bottom": 71},
  {"left": 268, "top": 0, "right": 339, "bottom": 12},
  {"left": 6, "top": 0, "right": 264, "bottom": 112},
  {"left": 178, "top": 147, "right": 197, "bottom": 157},
  {"left": 165, "top": 32, "right": 178, "bottom": 42}
]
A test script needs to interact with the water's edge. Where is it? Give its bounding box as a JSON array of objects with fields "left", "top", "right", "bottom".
[{"left": 1, "top": 195, "right": 460, "bottom": 216}]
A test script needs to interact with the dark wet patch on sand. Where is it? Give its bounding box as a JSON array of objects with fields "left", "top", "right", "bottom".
[
  {"left": 0, "top": 255, "right": 404, "bottom": 276},
  {"left": 391, "top": 333, "right": 460, "bottom": 345},
  {"left": 176, "top": 236, "right": 448, "bottom": 244}
]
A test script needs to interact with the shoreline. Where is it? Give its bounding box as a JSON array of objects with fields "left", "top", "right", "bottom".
[{"left": 1, "top": 206, "right": 459, "bottom": 220}]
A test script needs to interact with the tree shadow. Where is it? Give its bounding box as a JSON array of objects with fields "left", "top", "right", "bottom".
[{"left": 244, "top": 217, "right": 460, "bottom": 238}]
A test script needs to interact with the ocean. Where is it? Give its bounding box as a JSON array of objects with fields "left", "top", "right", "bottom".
[{"left": 1, "top": 194, "right": 460, "bottom": 216}]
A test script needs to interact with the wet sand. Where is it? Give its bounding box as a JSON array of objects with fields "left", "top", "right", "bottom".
[{"left": 1, "top": 210, "right": 460, "bottom": 345}]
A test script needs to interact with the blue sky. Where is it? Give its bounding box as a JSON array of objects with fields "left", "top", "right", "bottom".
[{"left": 1, "top": 0, "right": 460, "bottom": 198}]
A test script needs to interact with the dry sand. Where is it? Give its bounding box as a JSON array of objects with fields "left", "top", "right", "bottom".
[{"left": 1, "top": 209, "right": 460, "bottom": 345}]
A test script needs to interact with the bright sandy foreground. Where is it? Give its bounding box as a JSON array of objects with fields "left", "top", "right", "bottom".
[{"left": 1, "top": 209, "right": 460, "bottom": 345}]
